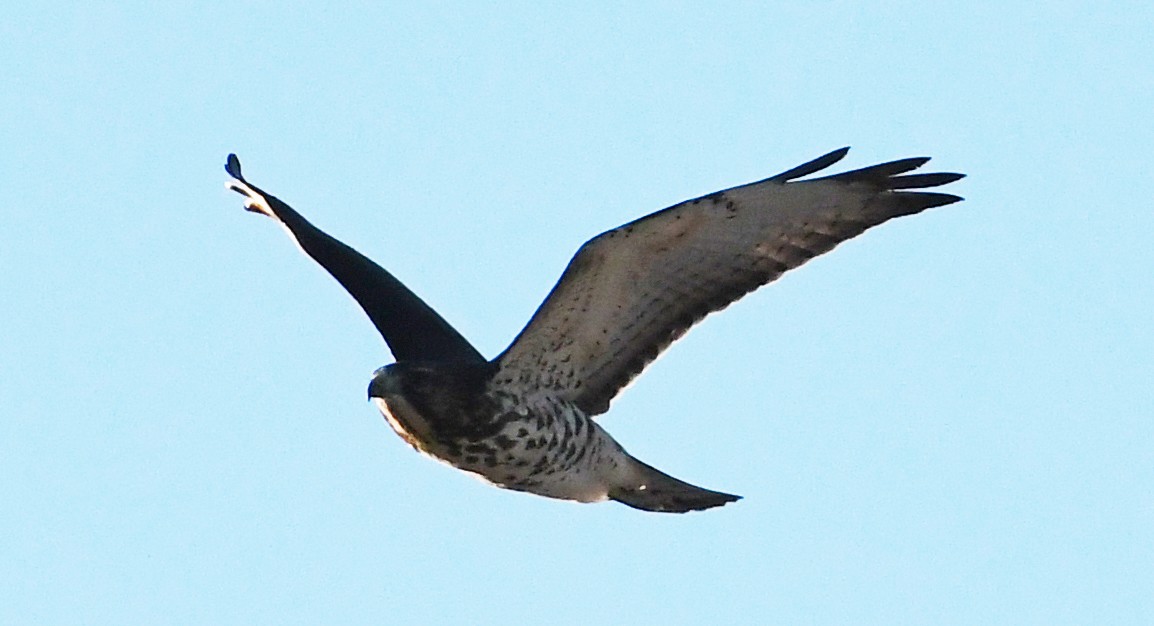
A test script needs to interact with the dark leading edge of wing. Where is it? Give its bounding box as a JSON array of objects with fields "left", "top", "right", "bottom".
[
  {"left": 225, "top": 154, "right": 485, "bottom": 365},
  {"left": 494, "top": 148, "right": 965, "bottom": 416}
]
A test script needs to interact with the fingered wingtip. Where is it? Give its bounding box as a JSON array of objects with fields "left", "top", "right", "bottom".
[{"left": 222, "top": 154, "right": 275, "bottom": 217}]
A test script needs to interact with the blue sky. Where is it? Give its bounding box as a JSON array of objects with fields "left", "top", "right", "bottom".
[{"left": 3, "top": 2, "right": 1152, "bottom": 624}]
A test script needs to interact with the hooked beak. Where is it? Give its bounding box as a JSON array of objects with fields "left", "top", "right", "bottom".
[{"left": 367, "top": 366, "right": 398, "bottom": 400}]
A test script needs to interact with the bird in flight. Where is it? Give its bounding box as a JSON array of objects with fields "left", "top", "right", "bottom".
[{"left": 225, "top": 148, "right": 963, "bottom": 513}]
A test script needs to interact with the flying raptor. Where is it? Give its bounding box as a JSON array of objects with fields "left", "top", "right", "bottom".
[{"left": 225, "top": 148, "right": 963, "bottom": 513}]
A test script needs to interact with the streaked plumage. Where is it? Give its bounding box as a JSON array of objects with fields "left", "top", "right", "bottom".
[{"left": 225, "top": 147, "right": 963, "bottom": 512}]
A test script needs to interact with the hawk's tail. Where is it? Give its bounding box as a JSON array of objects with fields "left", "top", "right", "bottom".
[{"left": 609, "top": 458, "right": 740, "bottom": 513}]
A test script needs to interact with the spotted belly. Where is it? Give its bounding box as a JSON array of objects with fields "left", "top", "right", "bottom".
[{"left": 372, "top": 393, "right": 629, "bottom": 503}]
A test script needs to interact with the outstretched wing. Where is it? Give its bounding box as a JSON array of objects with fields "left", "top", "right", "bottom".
[
  {"left": 224, "top": 154, "right": 485, "bottom": 365},
  {"left": 493, "top": 148, "right": 963, "bottom": 416}
]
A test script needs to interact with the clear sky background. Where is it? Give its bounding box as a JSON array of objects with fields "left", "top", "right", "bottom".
[{"left": 3, "top": 2, "right": 1152, "bottom": 624}]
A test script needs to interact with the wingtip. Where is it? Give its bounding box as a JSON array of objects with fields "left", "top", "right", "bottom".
[
  {"left": 936, "top": 193, "right": 965, "bottom": 207},
  {"left": 825, "top": 146, "right": 852, "bottom": 165},
  {"left": 769, "top": 147, "right": 853, "bottom": 183},
  {"left": 222, "top": 153, "right": 274, "bottom": 216},
  {"left": 915, "top": 192, "right": 965, "bottom": 209},
  {"left": 225, "top": 153, "right": 243, "bottom": 180},
  {"left": 887, "top": 171, "right": 967, "bottom": 190}
]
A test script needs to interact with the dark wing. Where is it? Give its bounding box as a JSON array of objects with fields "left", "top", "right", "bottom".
[
  {"left": 492, "top": 148, "right": 963, "bottom": 415},
  {"left": 224, "top": 154, "right": 485, "bottom": 365}
]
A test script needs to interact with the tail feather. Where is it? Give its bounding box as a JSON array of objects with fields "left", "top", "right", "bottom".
[{"left": 610, "top": 458, "right": 740, "bottom": 513}]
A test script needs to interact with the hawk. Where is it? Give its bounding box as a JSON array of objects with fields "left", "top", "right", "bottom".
[{"left": 225, "top": 148, "right": 963, "bottom": 513}]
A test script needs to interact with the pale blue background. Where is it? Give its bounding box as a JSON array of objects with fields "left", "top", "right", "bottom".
[{"left": 3, "top": 2, "right": 1152, "bottom": 624}]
